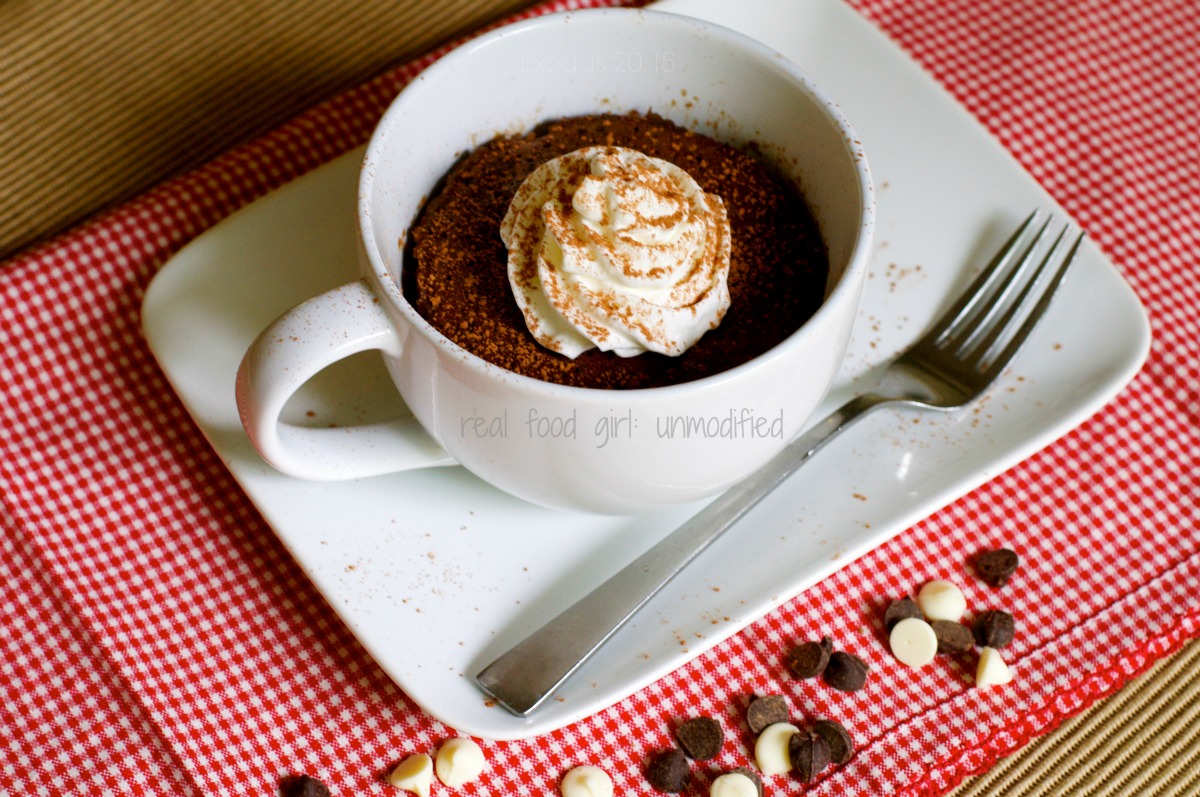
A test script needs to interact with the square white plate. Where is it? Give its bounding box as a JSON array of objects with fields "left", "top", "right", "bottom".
[{"left": 142, "top": 0, "right": 1149, "bottom": 739}]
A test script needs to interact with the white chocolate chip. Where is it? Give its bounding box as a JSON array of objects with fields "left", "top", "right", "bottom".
[
  {"left": 389, "top": 753, "right": 433, "bottom": 797},
  {"left": 975, "top": 646, "right": 1014, "bottom": 687},
  {"left": 711, "top": 771, "right": 759, "bottom": 797},
  {"left": 918, "top": 579, "right": 967, "bottom": 622},
  {"left": 560, "top": 765, "right": 613, "bottom": 797},
  {"left": 435, "top": 737, "right": 486, "bottom": 787},
  {"left": 889, "top": 617, "right": 939, "bottom": 667},
  {"left": 753, "top": 722, "right": 799, "bottom": 776}
]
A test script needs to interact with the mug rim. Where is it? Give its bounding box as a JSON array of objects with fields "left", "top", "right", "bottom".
[{"left": 358, "top": 6, "right": 875, "bottom": 400}]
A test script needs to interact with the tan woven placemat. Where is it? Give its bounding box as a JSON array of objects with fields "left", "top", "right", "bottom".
[
  {"left": 3, "top": 2, "right": 1197, "bottom": 794},
  {"left": 0, "top": 0, "right": 537, "bottom": 258},
  {"left": 949, "top": 638, "right": 1200, "bottom": 796}
]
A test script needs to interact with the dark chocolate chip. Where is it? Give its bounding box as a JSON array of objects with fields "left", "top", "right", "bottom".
[
  {"left": 676, "top": 716, "right": 723, "bottom": 760},
  {"left": 931, "top": 620, "right": 974, "bottom": 654},
  {"left": 822, "top": 651, "right": 869, "bottom": 692},
  {"left": 728, "top": 767, "right": 764, "bottom": 797},
  {"left": 973, "top": 609, "right": 1015, "bottom": 649},
  {"left": 284, "top": 775, "right": 331, "bottom": 797},
  {"left": 811, "top": 718, "right": 854, "bottom": 766},
  {"left": 788, "top": 730, "right": 832, "bottom": 782},
  {"left": 975, "top": 549, "right": 1019, "bottom": 587},
  {"left": 785, "top": 636, "right": 832, "bottom": 679},
  {"left": 746, "top": 694, "right": 790, "bottom": 734},
  {"left": 883, "top": 596, "right": 922, "bottom": 631},
  {"left": 645, "top": 748, "right": 689, "bottom": 793}
]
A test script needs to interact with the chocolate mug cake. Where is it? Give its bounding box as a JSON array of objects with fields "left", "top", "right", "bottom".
[
  {"left": 405, "top": 112, "right": 829, "bottom": 389},
  {"left": 235, "top": 8, "right": 874, "bottom": 513}
]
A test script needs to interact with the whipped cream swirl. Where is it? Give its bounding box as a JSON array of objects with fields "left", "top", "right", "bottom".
[{"left": 500, "top": 145, "right": 731, "bottom": 358}]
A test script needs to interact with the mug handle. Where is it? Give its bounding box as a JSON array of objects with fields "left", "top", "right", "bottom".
[{"left": 235, "top": 278, "right": 456, "bottom": 479}]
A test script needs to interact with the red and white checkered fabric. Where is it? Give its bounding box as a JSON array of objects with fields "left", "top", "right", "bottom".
[{"left": 2, "top": 1, "right": 1197, "bottom": 795}]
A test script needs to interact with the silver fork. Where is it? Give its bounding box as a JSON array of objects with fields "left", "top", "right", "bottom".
[{"left": 476, "top": 210, "right": 1084, "bottom": 717}]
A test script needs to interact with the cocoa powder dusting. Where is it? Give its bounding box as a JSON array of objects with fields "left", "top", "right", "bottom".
[{"left": 405, "top": 112, "right": 828, "bottom": 389}]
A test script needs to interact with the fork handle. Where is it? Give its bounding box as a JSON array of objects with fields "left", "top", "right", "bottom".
[{"left": 475, "top": 394, "right": 886, "bottom": 717}]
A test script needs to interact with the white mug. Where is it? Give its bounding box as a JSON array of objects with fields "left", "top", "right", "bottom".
[{"left": 236, "top": 8, "right": 874, "bottom": 514}]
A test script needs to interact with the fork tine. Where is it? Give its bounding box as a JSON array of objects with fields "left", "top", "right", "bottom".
[
  {"left": 927, "top": 210, "right": 1043, "bottom": 346},
  {"left": 963, "top": 223, "right": 1067, "bottom": 362},
  {"left": 972, "top": 227, "right": 1083, "bottom": 375},
  {"left": 949, "top": 216, "right": 1056, "bottom": 355}
]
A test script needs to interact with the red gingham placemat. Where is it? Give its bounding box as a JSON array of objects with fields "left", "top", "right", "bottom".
[{"left": 2, "top": 1, "right": 1198, "bottom": 795}]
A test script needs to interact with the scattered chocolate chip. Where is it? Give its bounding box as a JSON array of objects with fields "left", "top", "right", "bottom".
[
  {"left": 931, "top": 620, "right": 974, "bottom": 654},
  {"left": 676, "top": 716, "right": 723, "bottom": 760},
  {"left": 754, "top": 722, "right": 800, "bottom": 775},
  {"left": 822, "top": 651, "right": 869, "bottom": 692},
  {"left": 645, "top": 748, "right": 689, "bottom": 793},
  {"left": 973, "top": 609, "right": 1015, "bottom": 649},
  {"left": 728, "top": 767, "right": 764, "bottom": 797},
  {"left": 746, "top": 694, "right": 790, "bottom": 734},
  {"left": 785, "top": 636, "right": 832, "bottom": 679},
  {"left": 919, "top": 580, "right": 967, "bottom": 622},
  {"left": 561, "top": 765, "right": 613, "bottom": 797},
  {"left": 883, "top": 596, "right": 922, "bottom": 631},
  {"left": 788, "top": 730, "right": 832, "bottom": 782},
  {"left": 284, "top": 775, "right": 331, "bottom": 797},
  {"left": 975, "top": 549, "right": 1019, "bottom": 587},
  {"left": 812, "top": 719, "right": 854, "bottom": 766}
]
